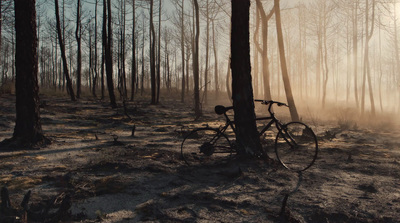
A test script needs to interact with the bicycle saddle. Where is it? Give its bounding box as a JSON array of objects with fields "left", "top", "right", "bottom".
[{"left": 215, "top": 105, "right": 233, "bottom": 115}]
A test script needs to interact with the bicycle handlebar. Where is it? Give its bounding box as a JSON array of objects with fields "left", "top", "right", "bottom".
[
  {"left": 255, "top": 99, "right": 288, "bottom": 116},
  {"left": 255, "top": 99, "right": 288, "bottom": 107}
]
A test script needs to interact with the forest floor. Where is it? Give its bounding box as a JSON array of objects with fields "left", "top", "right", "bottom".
[{"left": 0, "top": 93, "right": 400, "bottom": 222}]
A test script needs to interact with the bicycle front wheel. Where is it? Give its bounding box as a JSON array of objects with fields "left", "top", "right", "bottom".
[
  {"left": 181, "top": 128, "right": 233, "bottom": 166},
  {"left": 275, "top": 122, "right": 318, "bottom": 171}
]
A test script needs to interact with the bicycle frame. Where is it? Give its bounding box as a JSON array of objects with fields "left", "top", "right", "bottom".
[{"left": 255, "top": 100, "right": 299, "bottom": 148}]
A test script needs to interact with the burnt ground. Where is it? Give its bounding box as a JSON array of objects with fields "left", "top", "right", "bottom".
[{"left": 0, "top": 93, "right": 400, "bottom": 222}]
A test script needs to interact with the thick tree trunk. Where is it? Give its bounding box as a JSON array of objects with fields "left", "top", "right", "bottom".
[
  {"left": 11, "top": 0, "right": 46, "bottom": 146},
  {"left": 231, "top": 0, "right": 262, "bottom": 155}
]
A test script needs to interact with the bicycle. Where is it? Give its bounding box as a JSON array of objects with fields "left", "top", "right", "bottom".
[
  {"left": 254, "top": 100, "right": 318, "bottom": 172},
  {"left": 180, "top": 100, "right": 318, "bottom": 171}
]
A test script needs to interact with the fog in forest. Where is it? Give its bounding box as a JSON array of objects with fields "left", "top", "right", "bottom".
[
  {"left": 1, "top": 0, "right": 400, "bottom": 124},
  {"left": 3, "top": 1, "right": 400, "bottom": 222}
]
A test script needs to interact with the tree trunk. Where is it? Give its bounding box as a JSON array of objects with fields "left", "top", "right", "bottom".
[
  {"left": 180, "top": 0, "right": 185, "bottom": 102},
  {"left": 131, "top": 0, "right": 136, "bottom": 101},
  {"left": 231, "top": 0, "right": 262, "bottom": 156},
  {"left": 193, "top": 0, "right": 201, "bottom": 117},
  {"left": 10, "top": 0, "right": 46, "bottom": 146},
  {"left": 105, "top": 0, "right": 117, "bottom": 108},
  {"left": 255, "top": 0, "right": 274, "bottom": 101},
  {"left": 274, "top": 0, "right": 299, "bottom": 122},
  {"left": 76, "top": 0, "right": 82, "bottom": 99},
  {"left": 204, "top": 0, "right": 210, "bottom": 104},
  {"left": 92, "top": 0, "right": 98, "bottom": 98},
  {"left": 149, "top": 0, "right": 156, "bottom": 104},
  {"left": 212, "top": 20, "right": 219, "bottom": 99},
  {"left": 353, "top": 1, "right": 359, "bottom": 109},
  {"left": 55, "top": 0, "right": 75, "bottom": 101},
  {"left": 156, "top": 0, "right": 162, "bottom": 104},
  {"left": 253, "top": 7, "right": 260, "bottom": 99}
]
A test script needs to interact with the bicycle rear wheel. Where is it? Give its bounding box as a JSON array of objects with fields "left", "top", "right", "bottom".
[
  {"left": 275, "top": 122, "right": 318, "bottom": 171},
  {"left": 181, "top": 128, "right": 233, "bottom": 166}
]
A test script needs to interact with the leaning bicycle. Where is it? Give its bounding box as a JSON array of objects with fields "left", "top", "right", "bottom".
[
  {"left": 255, "top": 99, "right": 318, "bottom": 171},
  {"left": 181, "top": 100, "right": 318, "bottom": 171}
]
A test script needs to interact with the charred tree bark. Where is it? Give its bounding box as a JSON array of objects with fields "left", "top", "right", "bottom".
[
  {"left": 231, "top": 0, "right": 262, "bottom": 155},
  {"left": 8, "top": 0, "right": 47, "bottom": 147},
  {"left": 150, "top": 0, "right": 156, "bottom": 104},
  {"left": 105, "top": 0, "right": 117, "bottom": 108}
]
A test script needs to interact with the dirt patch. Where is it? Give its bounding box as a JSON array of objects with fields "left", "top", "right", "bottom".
[{"left": 0, "top": 94, "right": 400, "bottom": 222}]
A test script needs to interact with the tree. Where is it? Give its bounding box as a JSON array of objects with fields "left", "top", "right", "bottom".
[
  {"left": 75, "top": 0, "right": 82, "bottom": 98},
  {"left": 104, "top": 0, "right": 117, "bottom": 108},
  {"left": 255, "top": 0, "right": 274, "bottom": 101},
  {"left": 360, "top": 0, "right": 376, "bottom": 116},
  {"left": 3, "top": 0, "right": 47, "bottom": 147},
  {"left": 131, "top": 0, "right": 136, "bottom": 101},
  {"left": 55, "top": 0, "right": 75, "bottom": 101},
  {"left": 149, "top": 0, "right": 156, "bottom": 104},
  {"left": 231, "top": 0, "right": 262, "bottom": 155},
  {"left": 92, "top": 0, "right": 99, "bottom": 98},
  {"left": 193, "top": 0, "right": 201, "bottom": 117},
  {"left": 274, "top": 0, "right": 299, "bottom": 121}
]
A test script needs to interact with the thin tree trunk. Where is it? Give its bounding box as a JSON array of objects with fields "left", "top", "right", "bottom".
[
  {"left": 274, "top": 0, "right": 299, "bottom": 121},
  {"left": 105, "top": 0, "right": 117, "bottom": 108},
  {"left": 212, "top": 20, "right": 219, "bottom": 99},
  {"left": 131, "top": 0, "right": 136, "bottom": 101},
  {"left": 150, "top": 0, "right": 156, "bottom": 104},
  {"left": 180, "top": 0, "right": 185, "bottom": 102},
  {"left": 193, "top": 0, "right": 201, "bottom": 117},
  {"left": 92, "top": 0, "right": 98, "bottom": 98},
  {"left": 353, "top": 1, "right": 359, "bottom": 109},
  {"left": 76, "top": 0, "right": 82, "bottom": 99},
  {"left": 156, "top": 0, "right": 162, "bottom": 103},
  {"left": 255, "top": 0, "right": 274, "bottom": 101},
  {"left": 204, "top": 0, "right": 210, "bottom": 104},
  {"left": 55, "top": 0, "right": 75, "bottom": 101}
]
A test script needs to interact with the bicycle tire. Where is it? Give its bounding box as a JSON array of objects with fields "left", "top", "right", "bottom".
[
  {"left": 275, "top": 122, "right": 318, "bottom": 171},
  {"left": 181, "top": 128, "right": 233, "bottom": 166}
]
